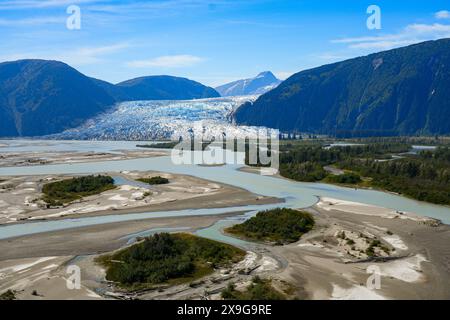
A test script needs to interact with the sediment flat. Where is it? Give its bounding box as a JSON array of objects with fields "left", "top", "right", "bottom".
[
  {"left": 1, "top": 145, "right": 449, "bottom": 300},
  {"left": 2, "top": 197, "right": 448, "bottom": 300},
  {"left": 271, "top": 198, "right": 450, "bottom": 300},
  {"left": 0, "top": 149, "right": 168, "bottom": 168},
  {"left": 0, "top": 213, "right": 242, "bottom": 260},
  {"left": 0, "top": 171, "right": 280, "bottom": 224}
]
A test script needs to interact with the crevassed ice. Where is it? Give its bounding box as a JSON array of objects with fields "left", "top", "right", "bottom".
[{"left": 53, "top": 96, "right": 276, "bottom": 140}]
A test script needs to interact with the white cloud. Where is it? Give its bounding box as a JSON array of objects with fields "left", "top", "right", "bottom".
[
  {"left": 127, "top": 55, "right": 204, "bottom": 68},
  {"left": 0, "top": 43, "right": 129, "bottom": 66},
  {"left": 88, "top": 0, "right": 238, "bottom": 13},
  {"left": 52, "top": 43, "right": 130, "bottom": 65},
  {"left": 76, "top": 43, "right": 129, "bottom": 58},
  {"left": 347, "top": 40, "right": 419, "bottom": 50},
  {"left": 435, "top": 10, "right": 450, "bottom": 19},
  {"left": 0, "top": 16, "right": 65, "bottom": 26},
  {"left": 0, "top": 0, "right": 100, "bottom": 10},
  {"left": 332, "top": 22, "right": 450, "bottom": 50}
]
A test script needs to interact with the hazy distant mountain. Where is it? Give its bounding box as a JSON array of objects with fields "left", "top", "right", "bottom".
[
  {"left": 215, "top": 71, "right": 281, "bottom": 97},
  {"left": 0, "top": 60, "right": 220, "bottom": 137},
  {"left": 116, "top": 76, "right": 220, "bottom": 101},
  {"left": 234, "top": 39, "right": 450, "bottom": 136}
]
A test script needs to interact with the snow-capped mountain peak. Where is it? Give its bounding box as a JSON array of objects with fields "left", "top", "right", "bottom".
[{"left": 215, "top": 71, "right": 281, "bottom": 97}]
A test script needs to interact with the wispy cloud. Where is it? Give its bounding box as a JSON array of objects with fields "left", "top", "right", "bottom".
[
  {"left": 223, "top": 19, "right": 291, "bottom": 29},
  {"left": 127, "top": 55, "right": 204, "bottom": 68},
  {"left": 87, "top": 0, "right": 240, "bottom": 16},
  {"left": 435, "top": 10, "right": 450, "bottom": 19},
  {"left": 0, "top": 16, "right": 65, "bottom": 26},
  {"left": 76, "top": 43, "right": 129, "bottom": 58},
  {"left": 0, "top": 0, "right": 101, "bottom": 10},
  {"left": 0, "top": 42, "right": 129, "bottom": 66},
  {"left": 60, "top": 43, "right": 130, "bottom": 65},
  {"left": 332, "top": 22, "right": 450, "bottom": 50}
]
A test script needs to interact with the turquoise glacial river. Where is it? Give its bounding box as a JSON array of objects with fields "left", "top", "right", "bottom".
[{"left": 0, "top": 141, "right": 449, "bottom": 242}]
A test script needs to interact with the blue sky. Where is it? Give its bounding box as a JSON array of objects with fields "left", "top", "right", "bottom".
[{"left": 1, "top": 0, "right": 450, "bottom": 86}]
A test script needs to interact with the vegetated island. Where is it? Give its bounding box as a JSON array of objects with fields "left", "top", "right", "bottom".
[
  {"left": 42, "top": 175, "right": 115, "bottom": 207},
  {"left": 137, "top": 176, "right": 170, "bottom": 185},
  {"left": 137, "top": 142, "right": 179, "bottom": 149},
  {"left": 225, "top": 208, "right": 315, "bottom": 245},
  {"left": 96, "top": 233, "right": 245, "bottom": 290},
  {"left": 137, "top": 141, "right": 213, "bottom": 151}
]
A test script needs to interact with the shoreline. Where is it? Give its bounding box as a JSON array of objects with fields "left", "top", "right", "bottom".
[
  {"left": 1, "top": 141, "right": 449, "bottom": 300},
  {"left": 0, "top": 212, "right": 245, "bottom": 260},
  {"left": 8, "top": 195, "right": 280, "bottom": 225},
  {"left": 1, "top": 196, "right": 449, "bottom": 300},
  {"left": 0, "top": 149, "right": 169, "bottom": 168},
  {"left": 0, "top": 170, "right": 282, "bottom": 225},
  {"left": 239, "top": 166, "right": 449, "bottom": 224}
]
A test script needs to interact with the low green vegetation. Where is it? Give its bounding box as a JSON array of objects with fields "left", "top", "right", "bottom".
[
  {"left": 339, "top": 147, "right": 450, "bottom": 204},
  {"left": 278, "top": 141, "right": 411, "bottom": 183},
  {"left": 364, "top": 239, "right": 390, "bottom": 257},
  {"left": 221, "top": 277, "right": 287, "bottom": 300},
  {"left": 0, "top": 290, "right": 16, "bottom": 300},
  {"left": 137, "top": 141, "right": 213, "bottom": 151},
  {"left": 325, "top": 172, "right": 362, "bottom": 184},
  {"left": 267, "top": 138, "right": 450, "bottom": 205},
  {"left": 143, "top": 191, "right": 152, "bottom": 197},
  {"left": 137, "top": 142, "right": 178, "bottom": 149},
  {"left": 137, "top": 176, "right": 169, "bottom": 185},
  {"left": 226, "top": 208, "right": 315, "bottom": 244},
  {"left": 280, "top": 161, "right": 327, "bottom": 182},
  {"left": 97, "top": 233, "right": 245, "bottom": 290},
  {"left": 42, "top": 175, "right": 115, "bottom": 206}
]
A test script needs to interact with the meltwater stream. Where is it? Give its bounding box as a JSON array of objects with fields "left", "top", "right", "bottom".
[{"left": 0, "top": 142, "right": 449, "bottom": 243}]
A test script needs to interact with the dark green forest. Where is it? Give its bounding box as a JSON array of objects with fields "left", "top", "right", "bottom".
[
  {"left": 337, "top": 148, "right": 450, "bottom": 205},
  {"left": 276, "top": 140, "right": 450, "bottom": 205},
  {"left": 42, "top": 175, "right": 115, "bottom": 206},
  {"left": 137, "top": 176, "right": 170, "bottom": 185},
  {"left": 226, "top": 208, "right": 315, "bottom": 244},
  {"left": 234, "top": 39, "right": 450, "bottom": 136},
  {"left": 97, "top": 233, "right": 244, "bottom": 289}
]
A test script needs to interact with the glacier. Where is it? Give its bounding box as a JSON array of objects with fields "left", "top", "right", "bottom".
[{"left": 51, "top": 96, "right": 278, "bottom": 141}]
